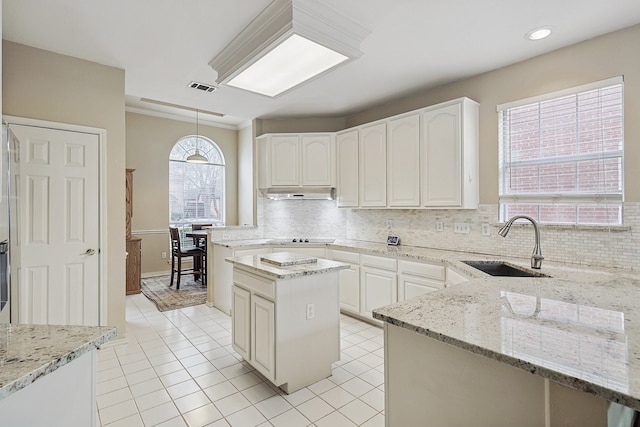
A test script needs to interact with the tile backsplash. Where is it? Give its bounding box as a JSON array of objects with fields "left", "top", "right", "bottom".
[{"left": 257, "top": 192, "right": 640, "bottom": 270}]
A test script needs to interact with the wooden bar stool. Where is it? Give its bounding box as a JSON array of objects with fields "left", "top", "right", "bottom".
[{"left": 169, "top": 227, "right": 205, "bottom": 289}]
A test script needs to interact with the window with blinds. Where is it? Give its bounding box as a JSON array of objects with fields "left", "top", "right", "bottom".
[
  {"left": 169, "top": 136, "right": 225, "bottom": 245},
  {"left": 498, "top": 77, "right": 624, "bottom": 225}
]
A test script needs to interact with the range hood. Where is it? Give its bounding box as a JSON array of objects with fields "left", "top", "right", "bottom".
[{"left": 263, "top": 187, "right": 336, "bottom": 200}]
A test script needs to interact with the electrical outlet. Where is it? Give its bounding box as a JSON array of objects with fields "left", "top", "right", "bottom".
[
  {"left": 306, "top": 303, "right": 315, "bottom": 320},
  {"left": 482, "top": 224, "right": 490, "bottom": 236},
  {"left": 161, "top": 252, "right": 167, "bottom": 259},
  {"left": 222, "top": 234, "right": 231, "bottom": 240},
  {"left": 436, "top": 222, "right": 444, "bottom": 232},
  {"left": 454, "top": 223, "right": 470, "bottom": 234}
]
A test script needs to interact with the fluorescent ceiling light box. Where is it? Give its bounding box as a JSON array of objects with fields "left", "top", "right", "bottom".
[{"left": 209, "top": 0, "right": 369, "bottom": 97}]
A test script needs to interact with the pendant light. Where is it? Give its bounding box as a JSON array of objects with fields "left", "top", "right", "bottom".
[{"left": 186, "top": 109, "right": 208, "bottom": 163}]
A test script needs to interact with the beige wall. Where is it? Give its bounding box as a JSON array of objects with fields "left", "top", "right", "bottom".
[
  {"left": 259, "top": 24, "right": 640, "bottom": 204},
  {"left": 125, "top": 112, "right": 238, "bottom": 275},
  {"left": 2, "top": 41, "right": 127, "bottom": 335}
]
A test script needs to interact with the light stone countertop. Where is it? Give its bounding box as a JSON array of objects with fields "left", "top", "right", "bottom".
[
  {"left": 373, "top": 273, "right": 640, "bottom": 411},
  {"left": 214, "top": 237, "right": 640, "bottom": 408},
  {"left": 0, "top": 324, "right": 117, "bottom": 400},
  {"left": 226, "top": 252, "right": 349, "bottom": 279}
]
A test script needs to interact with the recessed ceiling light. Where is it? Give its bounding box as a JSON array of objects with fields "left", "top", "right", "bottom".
[{"left": 527, "top": 27, "right": 552, "bottom": 41}]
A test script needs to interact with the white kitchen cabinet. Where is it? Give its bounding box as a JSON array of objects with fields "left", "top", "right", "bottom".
[
  {"left": 387, "top": 113, "right": 421, "bottom": 207},
  {"left": 397, "top": 259, "right": 446, "bottom": 301},
  {"left": 251, "top": 294, "right": 276, "bottom": 380},
  {"left": 421, "top": 98, "right": 479, "bottom": 208},
  {"left": 231, "top": 266, "right": 340, "bottom": 393},
  {"left": 270, "top": 135, "right": 300, "bottom": 186},
  {"left": 301, "top": 134, "right": 333, "bottom": 186},
  {"left": 212, "top": 245, "right": 271, "bottom": 315},
  {"left": 336, "top": 130, "right": 359, "bottom": 207},
  {"left": 257, "top": 133, "right": 334, "bottom": 189},
  {"left": 359, "top": 123, "right": 387, "bottom": 207},
  {"left": 231, "top": 285, "right": 251, "bottom": 360},
  {"left": 331, "top": 249, "right": 361, "bottom": 313},
  {"left": 360, "top": 254, "right": 397, "bottom": 316}
]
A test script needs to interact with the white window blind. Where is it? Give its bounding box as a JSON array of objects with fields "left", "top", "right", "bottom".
[
  {"left": 169, "top": 136, "right": 226, "bottom": 245},
  {"left": 498, "top": 77, "right": 624, "bottom": 225}
]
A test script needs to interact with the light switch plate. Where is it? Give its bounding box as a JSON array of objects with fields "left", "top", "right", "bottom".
[
  {"left": 436, "top": 222, "right": 444, "bottom": 232},
  {"left": 482, "top": 224, "right": 490, "bottom": 236}
]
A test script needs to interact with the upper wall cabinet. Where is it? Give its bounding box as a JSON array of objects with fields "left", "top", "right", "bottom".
[
  {"left": 387, "top": 113, "right": 421, "bottom": 207},
  {"left": 359, "top": 123, "right": 387, "bottom": 207},
  {"left": 335, "top": 97, "right": 479, "bottom": 209},
  {"left": 421, "top": 99, "right": 479, "bottom": 209},
  {"left": 336, "top": 130, "right": 359, "bottom": 207},
  {"left": 257, "top": 133, "right": 335, "bottom": 188}
]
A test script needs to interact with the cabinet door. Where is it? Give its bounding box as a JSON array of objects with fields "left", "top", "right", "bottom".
[
  {"left": 336, "top": 130, "right": 359, "bottom": 207},
  {"left": 231, "top": 286, "right": 251, "bottom": 360},
  {"left": 387, "top": 114, "right": 420, "bottom": 207},
  {"left": 361, "top": 267, "right": 396, "bottom": 316},
  {"left": 359, "top": 123, "right": 387, "bottom": 207},
  {"left": 270, "top": 135, "right": 300, "bottom": 186},
  {"left": 422, "top": 103, "right": 462, "bottom": 206},
  {"left": 251, "top": 294, "right": 276, "bottom": 381},
  {"left": 301, "top": 135, "right": 332, "bottom": 186},
  {"left": 398, "top": 274, "right": 444, "bottom": 302},
  {"left": 339, "top": 265, "right": 360, "bottom": 313}
]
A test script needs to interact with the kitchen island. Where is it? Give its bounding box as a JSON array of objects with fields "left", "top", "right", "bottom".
[
  {"left": 226, "top": 252, "right": 349, "bottom": 393},
  {"left": 374, "top": 274, "right": 640, "bottom": 426},
  {"left": 0, "top": 324, "right": 117, "bottom": 426}
]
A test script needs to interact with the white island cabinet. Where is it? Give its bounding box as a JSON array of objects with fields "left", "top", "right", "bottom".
[{"left": 226, "top": 252, "right": 349, "bottom": 394}]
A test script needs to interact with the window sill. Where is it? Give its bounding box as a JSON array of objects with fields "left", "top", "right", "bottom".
[{"left": 495, "top": 223, "right": 631, "bottom": 232}]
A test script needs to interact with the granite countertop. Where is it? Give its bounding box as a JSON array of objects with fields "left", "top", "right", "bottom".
[
  {"left": 0, "top": 324, "right": 117, "bottom": 400},
  {"left": 373, "top": 272, "right": 640, "bottom": 411},
  {"left": 226, "top": 252, "right": 349, "bottom": 279}
]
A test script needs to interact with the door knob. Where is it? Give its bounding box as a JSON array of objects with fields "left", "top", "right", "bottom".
[{"left": 83, "top": 249, "right": 96, "bottom": 256}]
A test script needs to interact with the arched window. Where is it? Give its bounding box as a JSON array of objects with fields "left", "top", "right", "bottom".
[{"left": 169, "top": 136, "right": 225, "bottom": 235}]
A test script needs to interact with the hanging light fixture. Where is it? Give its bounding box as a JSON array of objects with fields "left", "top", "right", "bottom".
[{"left": 186, "top": 109, "right": 208, "bottom": 164}]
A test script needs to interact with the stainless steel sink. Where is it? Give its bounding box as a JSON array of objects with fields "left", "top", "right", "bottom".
[{"left": 462, "top": 261, "right": 549, "bottom": 278}]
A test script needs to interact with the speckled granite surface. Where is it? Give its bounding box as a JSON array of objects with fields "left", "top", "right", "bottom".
[
  {"left": 216, "top": 237, "right": 640, "bottom": 409},
  {"left": 374, "top": 273, "right": 640, "bottom": 411},
  {"left": 0, "top": 324, "right": 117, "bottom": 400},
  {"left": 226, "top": 252, "right": 349, "bottom": 279}
]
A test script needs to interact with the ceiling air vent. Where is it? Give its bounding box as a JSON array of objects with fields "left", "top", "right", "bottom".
[{"left": 188, "top": 81, "right": 218, "bottom": 93}]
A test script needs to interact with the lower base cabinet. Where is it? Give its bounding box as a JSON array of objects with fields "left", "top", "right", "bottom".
[
  {"left": 230, "top": 268, "right": 340, "bottom": 394},
  {"left": 252, "top": 295, "right": 275, "bottom": 379},
  {"left": 361, "top": 267, "right": 397, "bottom": 317}
]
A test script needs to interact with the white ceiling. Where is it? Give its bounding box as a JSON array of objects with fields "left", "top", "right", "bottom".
[{"left": 3, "top": 0, "right": 640, "bottom": 128}]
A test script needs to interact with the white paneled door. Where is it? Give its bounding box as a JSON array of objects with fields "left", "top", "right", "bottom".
[{"left": 9, "top": 124, "right": 100, "bottom": 326}]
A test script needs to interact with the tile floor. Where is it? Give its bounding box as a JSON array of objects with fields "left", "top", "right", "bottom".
[{"left": 96, "top": 294, "right": 385, "bottom": 426}]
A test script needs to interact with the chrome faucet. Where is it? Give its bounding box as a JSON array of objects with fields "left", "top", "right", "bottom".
[{"left": 498, "top": 215, "right": 544, "bottom": 269}]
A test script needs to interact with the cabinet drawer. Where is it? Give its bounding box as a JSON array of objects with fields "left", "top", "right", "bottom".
[
  {"left": 331, "top": 249, "right": 360, "bottom": 264},
  {"left": 360, "top": 254, "right": 397, "bottom": 271},
  {"left": 233, "top": 270, "right": 275, "bottom": 300},
  {"left": 398, "top": 260, "right": 445, "bottom": 281}
]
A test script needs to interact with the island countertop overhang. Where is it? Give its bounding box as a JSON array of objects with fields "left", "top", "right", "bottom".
[
  {"left": 225, "top": 252, "right": 350, "bottom": 279},
  {"left": 373, "top": 274, "right": 640, "bottom": 411}
]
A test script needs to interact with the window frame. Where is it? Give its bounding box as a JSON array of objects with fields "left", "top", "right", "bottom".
[
  {"left": 497, "top": 76, "right": 624, "bottom": 225},
  {"left": 169, "top": 135, "right": 226, "bottom": 245}
]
